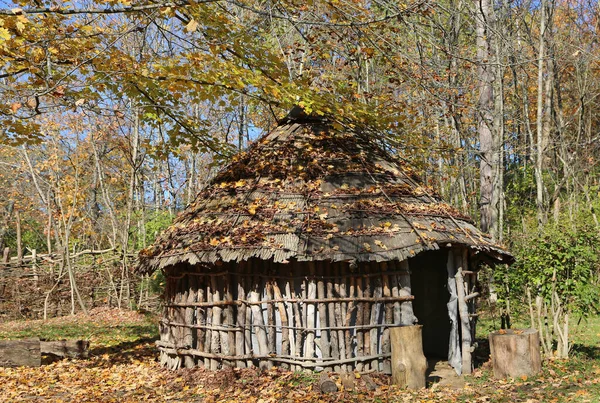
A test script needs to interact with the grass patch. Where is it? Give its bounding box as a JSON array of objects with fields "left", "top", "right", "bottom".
[{"left": 0, "top": 307, "right": 158, "bottom": 348}]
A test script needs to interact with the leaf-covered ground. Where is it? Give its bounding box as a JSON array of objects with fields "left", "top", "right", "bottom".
[{"left": 0, "top": 309, "right": 599, "bottom": 402}]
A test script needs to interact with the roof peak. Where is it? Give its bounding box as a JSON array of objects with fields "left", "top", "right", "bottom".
[{"left": 279, "top": 105, "right": 329, "bottom": 125}]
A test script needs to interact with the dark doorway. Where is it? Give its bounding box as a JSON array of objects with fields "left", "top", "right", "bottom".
[{"left": 410, "top": 250, "right": 451, "bottom": 358}]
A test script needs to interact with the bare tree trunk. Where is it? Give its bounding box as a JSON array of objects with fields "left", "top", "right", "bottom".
[
  {"left": 535, "top": 0, "right": 548, "bottom": 228},
  {"left": 476, "top": 0, "right": 497, "bottom": 238}
]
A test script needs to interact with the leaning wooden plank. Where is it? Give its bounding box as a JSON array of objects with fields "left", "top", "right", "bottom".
[
  {"left": 40, "top": 340, "right": 90, "bottom": 358},
  {"left": 0, "top": 338, "right": 41, "bottom": 367}
]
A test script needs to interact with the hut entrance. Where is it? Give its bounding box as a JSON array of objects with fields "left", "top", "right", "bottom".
[{"left": 411, "top": 250, "right": 451, "bottom": 359}]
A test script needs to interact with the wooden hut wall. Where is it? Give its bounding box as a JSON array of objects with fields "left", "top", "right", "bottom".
[{"left": 156, "top": 258, "right": 417, "bottom": 372}]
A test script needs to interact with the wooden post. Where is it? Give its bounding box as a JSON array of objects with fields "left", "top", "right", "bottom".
[
  {"left": 391, "top": 325, "right": 427, "bottom": 389},
  {"left": 32, "top": 249, "right": 38, "bottom": 286},
  {"left": 455, "top": 250, "right": 473, "bottom": 374},
  {"left": 489, "top": 329, "right": 542, "bottom": 378},
  {"left": 2, "top": 247, "right": 9, "bottom": 264},
  {"left": 16, "top": 210, "right": 22, "bottom": 266}
]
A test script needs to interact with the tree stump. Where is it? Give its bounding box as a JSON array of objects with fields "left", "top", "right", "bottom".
[
  {"left": 489, "top": 329, "right": 542, "bottom": 379},
  {"left": 390, "top": 325, "right": 427, "bottom": 389},
  {"left": 0, "top": 338, "right": 41, "bottom": 367},
  {"left": 319, "top": 372, "right": 338, "bottom": 393}
]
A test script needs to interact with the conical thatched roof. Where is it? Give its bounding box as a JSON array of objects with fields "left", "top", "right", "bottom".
[{"left": 138, "top": 109, "right": 511, "bottom": 274}]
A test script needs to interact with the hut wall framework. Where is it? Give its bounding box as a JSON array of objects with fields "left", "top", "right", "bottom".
[{"left": 157, "top": 249, "right": 479, "bottom": 373}]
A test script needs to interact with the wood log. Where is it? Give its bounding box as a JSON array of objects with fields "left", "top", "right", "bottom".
[
  {"left": 0, "top": 338, "right": 41, "bottom": 367},
  {"left": 489, "top": 329, "right": 542, "bottom": 379},
  {"left": 40, "top": 340, "right": 89, "bottom": 359},
  {"left": 363, "top": 374, "right": 378, "bottom": 391},
  {"left": 319, "top": 372, "right": 338, "bottom": 393},
  {"left": 390, "top": 325, "right": 427, "bottom": 389}
]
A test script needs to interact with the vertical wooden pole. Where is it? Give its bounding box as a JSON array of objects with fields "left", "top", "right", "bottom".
[
  {"left": 223, "top": 266, "right": 235, "bottom": 367},
  {"left": 391, "top": 261, "right": 401, "bottom": 324},
  {"left": 305, "top": 262, "right": 317, "bottom": 361},
  {"left": 326, "top": 262, "right": 340, "bottom": 372},
  {"left": 236, "top": 261, "right": 247, "bottom": 368},
  {"left": 244, "top": 261, "right": 253, "bottom": 368},
  {"left": 196, "top": 276, "right": 206, "bottom": 368},
  {"left": 355, "top": 269, "right": 364, "bottom": 372},
  {"left": 250, "top": 265, "right": 270, "bottom": 369},
  {"left": 293, "top": 261, "right": 303, "bottom": 371},
  {"left": 334, "top": 262, "right": 346, "bottom": 371},
  {"left": 204, "top": 274, "right": 214, "bottom": 368},
  {"left": 455, "top": 249, "right": 473, "bottom": 374},
  {"left": 272, "top": 277, "right": 290, "bottom": 368},
  {"left": 266, "top": 275, "right": 276, "bottom": 354},
  {"left": 316, "top": 261, "right": 330, "bottom": 363},
  {"left": 16, "top": 211, "right": 22, "bottom": 266},
  {"left": 370, "top": 262, "right": 383, "bottom": 371},
  {"left": 210, "top": 273, "right": 222, "bottom": 370},
  {"left": 184, "top": 274, "right": 197, "bottom": 368},
  {"left": 32, "top": 249, "right": 38, "bottom": 286},
  {"left": 362, "top": 264, "right": 372, "bottom": 369},
  {"left": 381, "top": 262, "right": 393, "bottom": 374},
  {"left": 343, "top": 270, "right": 355, "bottom": 372},
  {"left": 398, "top": 260, "right": 416, "bottom": 325}
]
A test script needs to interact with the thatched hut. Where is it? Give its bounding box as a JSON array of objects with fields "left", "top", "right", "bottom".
[{"left": 137, "top": 108, "right": 512, "bottom": 374}]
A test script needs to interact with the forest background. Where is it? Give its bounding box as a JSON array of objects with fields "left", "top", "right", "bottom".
[{"left": 0, "top": 0, "right": 599, "bottom": 358}]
